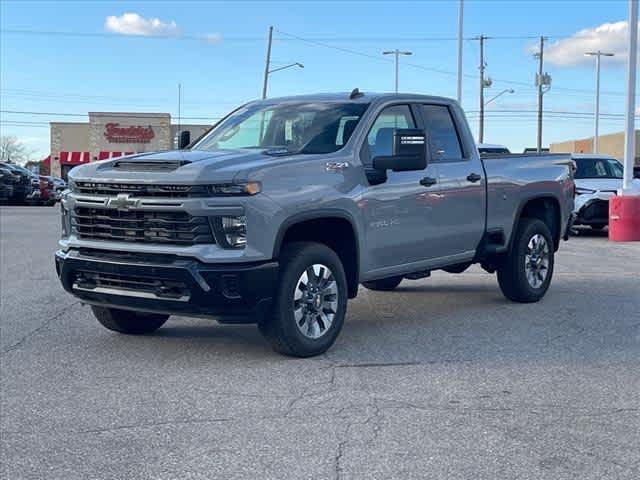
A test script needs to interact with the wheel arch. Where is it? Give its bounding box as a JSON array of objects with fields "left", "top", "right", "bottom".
[
  {"left": 273, "top": 210, "right": 360, "bottom": 298},
  {"left": 512, "top": 195, "right": 562, "bottom": 251}
]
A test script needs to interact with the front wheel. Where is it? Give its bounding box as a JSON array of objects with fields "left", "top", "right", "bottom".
[
  {"left": 259, "top": 242, "right": 347, "bottom": 357},
  {"left": 91, "top": 306, "right": 168, "bottom": 334},
  {"left": 497, "top": 218, "right": 554, "bottom": 303}
]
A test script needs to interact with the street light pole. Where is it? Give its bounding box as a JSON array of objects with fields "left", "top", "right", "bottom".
[
  {"left": 585, "top": 51, "right": 615, "bottom": 153},
  {"left": 457, "top": 0, "right": 464, "bottom": 104},
  {"left": 622, "top": 0, "right": 638, "bottom": 193},
  {"left": 383, "top": 49, "right": 413, "bottom": 93},
  {"left": 485, "top": 88, "right": 514, "bottom": 106}
]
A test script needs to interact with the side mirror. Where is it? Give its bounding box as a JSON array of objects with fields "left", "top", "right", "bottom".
[
  {"left": 178, "top": 130, "right": 191, "bottom": 149},
  {"left": 372, "top": 128, "right": 427, "bottom": 172}
]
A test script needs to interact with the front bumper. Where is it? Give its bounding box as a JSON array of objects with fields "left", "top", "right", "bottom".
[
  {"left": 574, "top": 198, "right": 610, "bottom": 226},
  {"left": 55, "top": 249, "right": 278, "bottom": 323}
]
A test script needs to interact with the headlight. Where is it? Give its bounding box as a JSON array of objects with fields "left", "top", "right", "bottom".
[
  {"left": 211, "top": 216, "right": 247, "bottom": 249},
  {"left": 209, "top": 182, "right": 261, "bottom": 196},
  {"left": 575, "top": 187, "right": 594, "bottom": 196},
  {"left": 68, "top": 179, "right": 77, "bottom": 193}
]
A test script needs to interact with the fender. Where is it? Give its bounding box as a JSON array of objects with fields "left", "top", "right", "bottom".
[
  {"left": 509, "top": 194, "right": 562, "bottom": 251},
  {"left": 272, "top": 208, "right": 361, "bottom": 261}
]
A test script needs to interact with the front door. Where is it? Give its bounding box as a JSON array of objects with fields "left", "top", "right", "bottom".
[{"left": 359, "top": 104, "right": 441, "bottom": 274}]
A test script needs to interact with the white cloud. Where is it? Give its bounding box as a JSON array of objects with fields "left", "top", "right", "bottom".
[
  {"left": 202, "top": 32, "right": 223, "bottom": 44},
  {"left": 104, "top": 13, "right": 180, "bottom": 37},
  {"left": 543, "top": 21, "right": 637, "bottom": 67}
]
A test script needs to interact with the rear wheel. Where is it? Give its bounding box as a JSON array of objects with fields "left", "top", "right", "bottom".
[
  {"left": 362, "top": 276, "right": 403, "bottom": 291},
  {"left": 259, "top": 242, "right": 347, "bottom": 357},
  {"left": 91, "top": 306, "right": 168, "bottom": 334},
  {"left": 497, "top": 218, "right": 554, "bottom": 303}
]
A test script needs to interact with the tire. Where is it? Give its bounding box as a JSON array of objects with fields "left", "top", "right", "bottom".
[
  {"left": 497, "top": 218, "right": 554, "bottom": 303},
  {"left": 259, "top": 242, "right": 348, "bottom": 357},
  {"left": 91, "top": 306, "right": 168, "bottom": 335},
  {"left": 590, "top": 223, "right": 606, "bottom": 230},
  {"left": 361, "top": 276, "right": 403, "bottom": 291}
]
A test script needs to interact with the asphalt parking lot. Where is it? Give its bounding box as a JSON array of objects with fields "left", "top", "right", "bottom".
[{"left": 1, "top": 206, "right": 639, "bottom": 480}]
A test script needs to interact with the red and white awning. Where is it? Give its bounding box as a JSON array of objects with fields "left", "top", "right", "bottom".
[
  {"left": 59, "top": 152, "right": 90, "bottom": 165},
  {"left": 98, "top": 151, "right": 135, "bottom": 160}
]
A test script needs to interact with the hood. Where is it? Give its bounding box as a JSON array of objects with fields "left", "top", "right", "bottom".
[
  {"left": 68, "top": 149, "right": 308, "bottom": 184},
  {"left": 575, "top": 178, "right": 622, "bottom": 193}
]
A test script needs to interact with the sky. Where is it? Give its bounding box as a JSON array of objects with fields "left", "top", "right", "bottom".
[{"left": 1, "top": 0, "right": 638, "bottom": 159}]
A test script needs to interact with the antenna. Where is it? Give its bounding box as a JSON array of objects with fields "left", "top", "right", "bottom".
[{"left": 349, "top": 88, "right": 364, "bottom": 99}]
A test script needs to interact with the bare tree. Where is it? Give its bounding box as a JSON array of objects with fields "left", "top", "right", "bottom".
[{"left": 0, "top": 136, "right": 34, "bottom": 164}]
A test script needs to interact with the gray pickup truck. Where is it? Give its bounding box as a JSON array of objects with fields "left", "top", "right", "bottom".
[{"left": 56, "top": 91, "right": 575, "bottom": 357}]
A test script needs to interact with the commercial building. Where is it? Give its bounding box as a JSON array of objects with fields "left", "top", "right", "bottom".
[
  {"left": 550, "top": 130, "right": 640, "bottom": 165},
  {"left": 48, "top": 112, "right": 211, "bottom": 179}
]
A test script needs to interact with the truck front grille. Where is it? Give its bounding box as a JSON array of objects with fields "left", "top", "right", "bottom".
[
  {"left": 72, "top": 207, "right": 215, "bottom": 245},
  {"left": 75, "top": 182, "right": 208, "bottom": 197}
]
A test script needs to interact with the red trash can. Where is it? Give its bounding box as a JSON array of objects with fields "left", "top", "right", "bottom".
[{"left": 609, "top": 195, "right": 640, "bottom": 241}]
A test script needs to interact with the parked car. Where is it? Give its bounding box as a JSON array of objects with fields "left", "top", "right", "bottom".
[
  {"left": 56, "top": 91, "right": 575, "bottom": 357},
  {"left": 38, "top": 176, "right": 58, "bottom": 206},
  {"left": 51, "top": 177, "right": 67, "bottom": 196},
  {"left": 0, "top": 162, "right": 34, "bottom": 204},
  {"left": 0, "top": 167, "right": 15, "bottom": 203},
  {"left": 572, "top": 154, "right": 640, "bottom": 230},
  {"left": 477, "top": 143, "right": 511, "bottom": 156}
]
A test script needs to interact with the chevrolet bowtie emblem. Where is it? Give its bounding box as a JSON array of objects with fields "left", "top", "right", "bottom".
[{"left": 108, "top": 193, "right": 137, "bottom": 211}]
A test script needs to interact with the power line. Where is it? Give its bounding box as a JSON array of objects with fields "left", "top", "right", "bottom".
[
  {"left": 1, "top": 28, "right": 578, "bottom": 42},
  {"left": 0, "top": 110, "right": 220, "bottom": 121}
]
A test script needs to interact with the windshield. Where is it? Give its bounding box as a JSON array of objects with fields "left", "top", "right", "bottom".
[
  {"left": 194, "top": 102, "right": 369, "bottom": 154},
  {"left": 575, "top": 157, "right": 623, "bottom": 179}
]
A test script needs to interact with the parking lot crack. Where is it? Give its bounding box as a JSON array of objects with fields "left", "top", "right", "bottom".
[
  {"left": 1, "top": 300, "right": 81, "bottom": 355},
  {"left": 78, "top": 417, "right": 233, "bottom": 435}
]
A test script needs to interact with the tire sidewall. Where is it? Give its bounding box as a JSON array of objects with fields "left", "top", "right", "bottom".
[
  {"left": 513, "top": 220, "right": 555, "bottom": 300},
  {"left": 275, "top": 244, "right": 348, "bottom": 356}
]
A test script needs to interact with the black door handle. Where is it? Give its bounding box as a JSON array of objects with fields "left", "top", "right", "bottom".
[
  {"left": 467, "top": 173, "right": 482, "bottom": 183},
  {"left": 420, "top": 176, "right": 438, "bottom": 187}
]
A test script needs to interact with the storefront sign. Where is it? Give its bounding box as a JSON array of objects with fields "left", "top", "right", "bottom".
[{"left": 104, "top": 123, "right": 155, "bottom": 144}]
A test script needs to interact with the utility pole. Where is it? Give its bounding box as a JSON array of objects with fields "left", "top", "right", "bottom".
[
  {"left": 473, "top": 35, "right": 491, "bottom": 143},
  {"left": 585, "top": 51, "right": 615, "bottom": 153},
  {"left": 535, "top": 36, "right": 550, "bottom": 153},
  {"left": 262, "top": 26, "right": 274, "bottom": 99},
  {"left": 177, "top": 83, "right": 181, "bottom": 133},
  {"left": 383, "top": 49, "right": 413, "bottom": 93},
  {"left": 456, "top": 0, "right": 464, "bottom": 104}
]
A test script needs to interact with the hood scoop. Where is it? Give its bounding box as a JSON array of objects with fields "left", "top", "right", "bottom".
[{"left": 112, "top": 159, "right": 191, "bottom": 172}]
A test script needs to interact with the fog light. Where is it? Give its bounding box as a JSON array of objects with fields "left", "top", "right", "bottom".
[{"left": 211, "top": 216, "right": 247, "bottom": 249}]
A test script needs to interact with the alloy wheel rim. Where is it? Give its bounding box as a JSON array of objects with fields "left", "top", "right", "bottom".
[
  {"left": 293, "top": 264, "right": 338, "bottom": 339},
  {"left": 525, "top": 233, "right": 550, "bottom": 289}
]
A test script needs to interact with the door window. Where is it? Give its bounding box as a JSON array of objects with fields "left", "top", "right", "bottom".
[
  {"left": 420, "top": 105, "right": 464, "bottom": 161},
  {"left": 366, "top": 105, "right": 415, "bottom": 158}
]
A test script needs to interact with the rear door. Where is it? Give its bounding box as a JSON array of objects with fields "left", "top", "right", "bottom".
[{"left": 415, "top": 103, "right": 486, "bottom": 259}]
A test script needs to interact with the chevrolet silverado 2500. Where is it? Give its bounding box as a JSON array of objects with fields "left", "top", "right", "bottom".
[{"left": 56, "top": 92, "right": 575, "bottom": 357}]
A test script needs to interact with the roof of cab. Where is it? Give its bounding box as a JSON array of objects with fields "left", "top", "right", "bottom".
[{"left": 254, "top": 92, "right": 456, "bottom": 105}]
